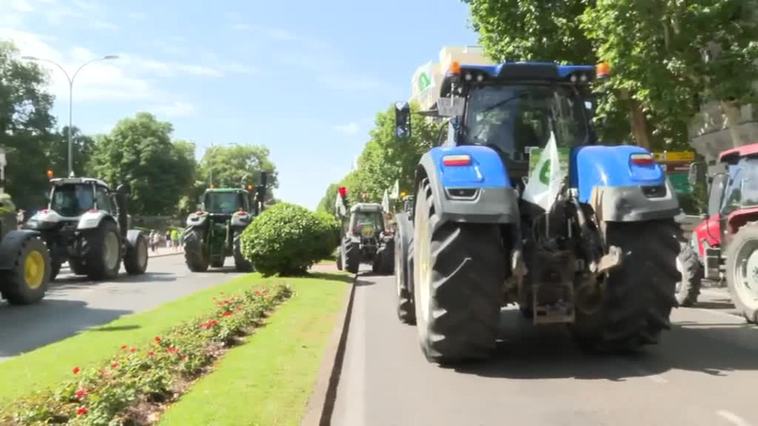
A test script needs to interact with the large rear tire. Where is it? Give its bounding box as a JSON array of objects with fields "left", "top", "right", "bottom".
[
  {"left": 395, "top": 213, "right": 415, "bottom": 324},
  {"left": 343, "top": 239, "right": 360, "bottom": 274},
  {"left": 124, "top": 232, "right": 148, "bottom": 275},
  {"left": 1, "top": 234, "right": 50, "bottom": 305},
  {"left": 84, "top": 221, "right": 122, "bottom": 280},
  {"left": 233, "top": 232, "right": 253, "bottom": 272},
  {"left": 70, "top": 258, "right": 87, "bottom": 275},
  {"left": 183, "top": 228, "right": 209, "bottom": 272},
  {"left": 676, "top": 243, "right": 702, "bottom": 307},
  {"left": 725, "top": 222, "right": 758, "bottom": 323},
  {"left": 572, "top": 220, "right": 680, "bottom": 352},
  {"left": 413, "top": 180, "right": 505, "bottom": 363}
]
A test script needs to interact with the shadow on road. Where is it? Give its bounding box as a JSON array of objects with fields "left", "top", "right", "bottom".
[
  {"left": 51, "top": 272, "right": 179, "bottom": 290},
  {"left": 450, "top": 309, "right": 758, "bottom": 381},
  {"left": 0, "top": 299, "right": 130, "bottom": 358}
]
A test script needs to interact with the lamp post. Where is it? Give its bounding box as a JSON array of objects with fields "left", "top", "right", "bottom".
[{"left": 22, "top": 55, "right": 119, "bottom": 177}]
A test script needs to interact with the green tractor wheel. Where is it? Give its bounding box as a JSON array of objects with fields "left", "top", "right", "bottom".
[
  {"left": 233, "top": 232, "right": 253, "bottom": 272},
  {"left": 1, "top": 233, "right": 51, "bottom": 305},
  {"left": 183, "top": 228, "right": 209, "bottom": 272}
]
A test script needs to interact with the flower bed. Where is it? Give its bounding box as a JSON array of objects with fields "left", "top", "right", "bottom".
[{"left": 2, "top": 284, "right": 292, "bottom": 425}]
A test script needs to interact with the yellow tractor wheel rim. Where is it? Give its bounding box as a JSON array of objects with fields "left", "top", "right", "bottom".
[{"left": 24, "top": 250, "right": 45, "bottom": 289}]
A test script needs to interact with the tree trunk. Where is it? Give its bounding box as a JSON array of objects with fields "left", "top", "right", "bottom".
[
  {"left": 629, "top": 99, "right": 652, "bottom": 150},
  {"left": 720, "top": 100, "right": 745, "bottom": 147}
]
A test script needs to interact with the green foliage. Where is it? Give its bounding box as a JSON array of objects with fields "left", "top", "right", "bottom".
[
  {"left": 313, "top": 210, "right": 340, "bottom": 259},
  {"left": 0, "top": 42, "right": 56, "bottom": 208},
  {"left": 199, "top": 144, "right": 277, "bottom": 194},
  {"left": 45, "top": 126, "right": 95, "bottom": 178},
  {"left": 2, "top": 285, "right": 292, "bottom": 425},
  {"left": 240, "top": 203, "right": 335, "bottom": 276},
  {"left": 89, "top": 113, "right": 196, "bottom": 215},
  {"left": 318, "top": 104, "right": 439, "bottom": 208},
  {"left": 316, "top": 183, "right": 340, "bottom": 215}
]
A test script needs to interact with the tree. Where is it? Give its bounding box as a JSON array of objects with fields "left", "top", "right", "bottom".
[
  {"left": 44, "top": 126, "right": 95, "bottom": 178},
  {"left": 0, "top": 42, "right": 57, "bottom": 208},
  {"left": 89, "top": 112, "right": 196, "bottom": 215},
  {"left": 198, "top": 144, "right": 278, "bottom": 198},
  {"left": 316, "top": 183, "right": 340, "bottom": 215}
]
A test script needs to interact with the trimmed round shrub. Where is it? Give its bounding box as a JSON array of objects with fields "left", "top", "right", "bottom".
[{"left": 240, "top": 203, "right": 338, "bottom": 276}]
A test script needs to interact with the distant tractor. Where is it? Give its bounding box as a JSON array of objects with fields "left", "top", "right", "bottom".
[
  {"left": 335, "top": 188, "right": 394, "bottom": 274},
  {"left": 25, "top": 178, "right": 148, "bottom": 280},
  {"left": 681, "top": 144, "right": 758, "bottom": 322},
  {"left": 183, "top": 173, "right": 267, "bottom": 272},
  {"left": 0, "top": 148, "right": 52, "bottom": 305}
]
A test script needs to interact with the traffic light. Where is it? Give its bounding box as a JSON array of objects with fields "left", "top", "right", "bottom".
[{"left": 394, "top": 102, "right": 411, "bottom": 140}]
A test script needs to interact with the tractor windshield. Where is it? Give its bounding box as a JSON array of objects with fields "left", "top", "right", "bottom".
[
  {"left": 351, "top": 211, "right": 384, "bottom": 237},
  {"left": 464, "top": 84, "right": 589, "bottom": 162},
  {"left": 721, "top": 158, "right": 758, "bottom": 213},
  {"left": 205, "top": 191, "right": 245, "bottom": 214},
  {"left": 50, "top": 184, "right": 95, "bottom": 217}
]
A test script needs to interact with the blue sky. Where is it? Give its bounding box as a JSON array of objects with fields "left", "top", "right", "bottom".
[{"left": 0, "top": 0, "right": 478, "bottom": 208}]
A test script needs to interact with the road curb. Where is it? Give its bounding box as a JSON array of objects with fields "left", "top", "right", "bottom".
[{"left": 301, "top": 273, "right": 357, "bottom": 426}]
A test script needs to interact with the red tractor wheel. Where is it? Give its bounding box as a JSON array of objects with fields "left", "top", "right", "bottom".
[{"left": 725, "top": 223, "right": 758, "bottom": 323}]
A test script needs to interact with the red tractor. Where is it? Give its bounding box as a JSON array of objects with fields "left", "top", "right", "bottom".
[{"left": 680, "top": 144, "right": 758, "bottom": 323}]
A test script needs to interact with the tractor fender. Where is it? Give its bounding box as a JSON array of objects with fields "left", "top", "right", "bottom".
[
  {"left": 186, "top": 212, "right": 208, "bottom": 228},
  {"left": 575, "top": 145, "right": 680, "bottom": 222},
  {"left": 125, "top": 229, "right": 144, "bottom": 247},
  {"left": 24, "top": 209, "right": 64, "bottom": 231},
  {"left": 414, "top": 145, "right": 519, "bottom": 228},
  {"left": 77, "top": 210, "right": 112, "bottom": 230},
  {"left": 0, "top": 230, "right": 42, "bottom": 270},
  {"left": 230, "top": 211, "right": 252, "bottom": 228}
]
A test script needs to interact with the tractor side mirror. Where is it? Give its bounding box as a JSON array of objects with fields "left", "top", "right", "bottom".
[
  {"left": 394, "top": 102, "right": 411, "bottom": 140},
  {"left": 116, "top": 184, "right": 131, "bottom": 195},
  {"left": 688, "top": 162, "right": 705, "bottom": 187}
]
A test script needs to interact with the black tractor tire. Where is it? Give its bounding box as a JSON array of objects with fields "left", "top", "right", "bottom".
[
  {"left": 50, "top": 260, "right": 61, "bottom": 282},
  {"left": 676, "top": 243, "right": 702, "bottom": 307},
  {"left": 124, "top": 232, "right": 149, "bottom": 275},
  {"left": 70, "top": 258, "right": 87, "bottom": 275},
  {"left": 1, "top": 234, "right": 51, "bottom": 305},
  {"left": 84, "top": 221, "right": 122, "bottom": 280},
  {"left": 571, "top": 220, "right": 680, "bottom": 352},
  {"left": 724, "top": 222, "right": 758, "bottom": 323},
  {"left": 413, "top": 179, "right": 505, "bottom": 364},
  {"left": 233, "top": 232, "right": 253, "bottom": 272},
  {"left": 211, "top": 257, "right": 225, "bottom": 268},
  {"left": 336, "top": 247, "right": 343, "bottom": 271},
  {"left": 343, "top": 240, "right": 360, "bottom": 274},
  {"left": 395, "top": 213, "right": 415, "bottom": 325},
  {"left": 377, "top": 239, "right": 395, "bottom": 275},
  {"left": 183, "top": 228, "right": 209, "bottom": 272}
]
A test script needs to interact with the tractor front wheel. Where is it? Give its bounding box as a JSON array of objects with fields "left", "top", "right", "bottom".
[
  {"left": 124, "top": 232, "right": 149, "bottom": 275},
  {"left": 183, "top": 228, "right": 209, "bottom": 272},
  {"left": 1, "top": 233, "right": 50, "bottom": 305},
  {"left": 395, "top": 213, "right": 415, "bottom": 325},
  {"left": 572, "top": 220, "right": 680, "bottom": 352},
  {"left": 413, "top": 179, "right": 504, "bottom": 363},
  {"left": 676, "top": 243, "right": 702, "bottom": 307},
  {"left": 343, "top": 239, "right": 360, "bottom": 274},
  {"left": 233, "top": 232, "right": 253, "bottom": 272},
  {"left": 725, "top": 222, "right": 758, "bottom": 323}
]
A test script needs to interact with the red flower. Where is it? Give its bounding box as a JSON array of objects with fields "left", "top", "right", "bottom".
[
  {"left": 154, "top": 336, "right": 161, "bottom": 344},
  {"left": 72, "top": 366, "right": 80, "bottom": 375},
  {"left": 129, "top": 347, "right": 137, "bottom": 353},
  {"left": 75, "top": 388, "right": 88, "bottom": 400},
  {"left": 111, "top": 362, "right": 119, "bottom": 369},
  {"left": 222, "top": 311, "right": 233, "bottom": 317},
  {"left": 254, "top": 290, "right": 262, "bottom": 296},
  {"left": 147, "top": 351, "right": 155, "bottom": 357},
  {"left": 120, "top": 344, "right": 127, "bottom": 350},
  {"left": 76, "top": 406, "right": 88, "bottom": 416},
  {"left": 167, "top": 346, "right": 178, "bottom": 354}
]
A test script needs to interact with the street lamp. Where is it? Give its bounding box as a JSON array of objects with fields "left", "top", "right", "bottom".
[{"left": 21, "top": 54, "right": 119, "bottom": 177}]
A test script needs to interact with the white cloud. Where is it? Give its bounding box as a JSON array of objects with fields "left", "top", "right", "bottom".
[
  {"left": 9, "top": 0, "right": 34, "bottom": 12},
  {"left": 91, "top": 20, "right": 119, "bottom": 31},
  {"left": 149, "top": 101, "right": 196, "bottom": 118},
  {"left": 334, "top": 122, "right": 361, "bottom": 136}
]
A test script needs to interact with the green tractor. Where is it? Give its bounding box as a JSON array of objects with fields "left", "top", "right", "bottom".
[
  {"left": 0, "top": 149, "right": 52, "bottom": 305},
  {"left": 182, "top": 173, "right": 267, "bottom": 272}
]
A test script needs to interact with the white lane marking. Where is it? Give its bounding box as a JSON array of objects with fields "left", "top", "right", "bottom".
[{"left": 717, "top": 410, "right": 752, "bottom": 426}]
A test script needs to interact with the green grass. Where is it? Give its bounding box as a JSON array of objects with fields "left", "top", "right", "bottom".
[
  {"left": 0, "top": 273, "right": 346, "bottom": 407},
  {"left": 160, "top": 272, "right": 350, "bottom": 426}
]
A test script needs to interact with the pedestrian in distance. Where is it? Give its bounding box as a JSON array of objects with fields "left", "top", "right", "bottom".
[{"left": 150, "top": 231, "right": 159, "bottom": 253}]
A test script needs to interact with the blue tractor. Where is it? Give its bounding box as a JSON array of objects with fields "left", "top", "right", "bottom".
[{"left": 393, "top": 62, "right": 682, "bottom": 363}]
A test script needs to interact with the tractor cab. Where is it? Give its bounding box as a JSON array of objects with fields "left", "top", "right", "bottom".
[
  {"left": 203, "top": 189, "right": 251, "bottom": 217},
  {"left": 47, "top": 178, "right": 114, "bottom": 218}
]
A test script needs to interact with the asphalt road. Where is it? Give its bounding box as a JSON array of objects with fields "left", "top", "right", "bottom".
[
  {"left": 0, "top": 254, "right": 242, "bottom": 361},
  {"left": 333, "top": 273, "right": 758, "bottom": 426}
]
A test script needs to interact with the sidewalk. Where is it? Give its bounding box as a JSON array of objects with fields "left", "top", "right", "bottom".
[{"left": 149, "top": 246, "right": 184, "bottom": 258}]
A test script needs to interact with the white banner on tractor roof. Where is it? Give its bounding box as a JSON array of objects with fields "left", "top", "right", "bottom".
[{"left": 522, "top": 132, "right": 565, "bottom": 211}]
